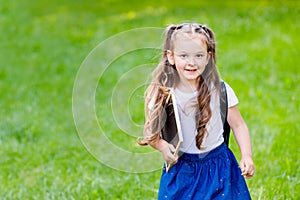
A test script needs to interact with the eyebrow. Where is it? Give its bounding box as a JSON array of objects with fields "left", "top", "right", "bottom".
[{"left": 174, "top": 50, "right": 206, "bottom": 54}]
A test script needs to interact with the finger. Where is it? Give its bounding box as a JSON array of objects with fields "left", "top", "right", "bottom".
[
  {"left": 168, "top": 144, "right": 176, "bottom": 153},
  {"left": 241, "top": 170, "right": 246, "bottom": 176},
  {"left": 249, "top": 168, "right": 255, "bottom": 176},
  {"left": 244, "top": 173, "right": 254, "bottom": 178},
  {"left": 172, "top": 155, "right": 179, "bottom": 163},
  {"left": 240, "top": 161, "right": 246, "bottom": 174},
  {"left": 174, "top": 154, "right": 178, "bottom": 160},
  {"left": 170, "top": 160, "right": 178, "bottom": 165},
  {"left": 243, "top": 168, "right": 255, "bottom": 178},
  {"left": 165, "top": 152, "right": 175, "bottom": 162},
  {"left": 245, "top": 163, "right": 255, "bottom": 175},
  {"left": 244, "top": 160, "right": 251, "bottom": 170},
  {"left": 169, "top": 153, "right": 177, "bottom": 161}
]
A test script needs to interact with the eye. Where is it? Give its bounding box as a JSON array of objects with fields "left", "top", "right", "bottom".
[
  {"left": 196, "top": 54, "right": 204, "bottom": 58},
  {"left": 179, "top": 54, "right": 187, "bottom": 58}
]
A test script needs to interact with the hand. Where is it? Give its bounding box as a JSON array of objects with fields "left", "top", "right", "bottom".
[
  {"left": 240, "top": 156, "right": 255, "bottom": 178},
  {"left": 160, "top": 142, "right": 178, "bottom": 165}
]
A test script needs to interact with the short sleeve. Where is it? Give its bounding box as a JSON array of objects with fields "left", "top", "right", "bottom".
[{"left": 224, "top": 82, "right": 239, "bottom": 107}]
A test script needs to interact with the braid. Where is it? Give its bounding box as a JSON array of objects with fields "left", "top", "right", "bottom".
[{"left": 195, "top": 76, "right": 212, "bottom": 149}]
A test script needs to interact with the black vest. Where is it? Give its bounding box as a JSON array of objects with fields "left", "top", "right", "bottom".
[{"left": 161, "top": 81, "right": 231, "bottom": 148}]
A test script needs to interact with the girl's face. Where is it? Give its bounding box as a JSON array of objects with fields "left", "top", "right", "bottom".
[{"left": 167, "top": 34, "right": 210, "bottom": 88}]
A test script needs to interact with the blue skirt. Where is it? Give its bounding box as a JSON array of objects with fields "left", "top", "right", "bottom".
[{"left": 158, "top": 143, "right": 251, "bottom": 200}]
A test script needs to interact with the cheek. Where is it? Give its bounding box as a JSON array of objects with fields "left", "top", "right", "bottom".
[
  {"left": 174, "top": 59, "right": 186, "bottom": 68},
  {"left": 200, "top": 57, "right": 210, "bottom": 66},
  {"left": 195, "top": 59, "right": 207, "bottom": 66},
  {"left": 204, "top": 59, "right": 209, "bottom": 66}
]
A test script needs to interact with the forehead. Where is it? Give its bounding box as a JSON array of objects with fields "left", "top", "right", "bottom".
[{"left": 172, "top": 33, "right": 207, "bottom": 52}]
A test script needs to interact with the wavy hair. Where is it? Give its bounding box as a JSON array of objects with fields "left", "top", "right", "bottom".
[{"left": 138, "top": 23, "right": 221, "bottom": 149}]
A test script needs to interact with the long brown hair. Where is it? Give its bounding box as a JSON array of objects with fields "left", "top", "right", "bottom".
[{"left": 138, "top": 23, "right": 221, "bottom": 149}]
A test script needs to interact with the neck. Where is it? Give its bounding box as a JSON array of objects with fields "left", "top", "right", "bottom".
[{"left": 177, "top": 80, "right": 197, "bottom": 93}]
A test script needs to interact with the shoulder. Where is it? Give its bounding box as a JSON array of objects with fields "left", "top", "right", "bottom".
[
  {"left": 222, "top": 81, "right": 239, "bottom": 108},
  {"left": 147, "top": 86, "right": 172, "bottom": 110},
  {"left": 223, "top": 81, "right": 234, "bottom": 93}
]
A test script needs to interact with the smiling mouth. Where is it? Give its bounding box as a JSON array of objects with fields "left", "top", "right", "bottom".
[{"left": 185, "top": 69, "right": 197, "bottom": 72}]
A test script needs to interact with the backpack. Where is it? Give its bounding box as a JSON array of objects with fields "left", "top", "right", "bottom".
[{"left": 220, "top": 81, "right": 231, "bottom": 146}]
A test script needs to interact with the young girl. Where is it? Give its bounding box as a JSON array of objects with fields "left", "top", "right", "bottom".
[{"left": 139, "top": 23, "right": 255, "bottom": 199}]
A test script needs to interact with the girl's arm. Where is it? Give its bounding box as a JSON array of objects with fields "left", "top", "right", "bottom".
[
  {"left": 227, "top": 106, "right": 255, "bottom": 178},
  {"left": 149, "top": 135, "right": 178, "bottom": 164},
  {"left": 144, "top": 119, "right": 178, "bottom": 164}
]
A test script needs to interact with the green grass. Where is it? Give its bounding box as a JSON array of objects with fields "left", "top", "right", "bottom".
[{"left": 1, "top": 0, "right": 299, "bottom": 199}]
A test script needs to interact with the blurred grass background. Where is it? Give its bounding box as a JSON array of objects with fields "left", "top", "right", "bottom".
[{"left": 0, "top": 0, "right": 299, "bottom": 199}]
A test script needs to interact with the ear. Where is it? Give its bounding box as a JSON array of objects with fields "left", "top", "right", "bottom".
[{"left": 166, "top": 50, "right": 175, "bottom": 65}]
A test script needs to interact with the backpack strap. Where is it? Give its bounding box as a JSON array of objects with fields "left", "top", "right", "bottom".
[{"left": 220, "top": 81, "right": 231, "bottom": 146}]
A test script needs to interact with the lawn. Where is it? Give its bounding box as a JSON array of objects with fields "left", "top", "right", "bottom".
[{"left": 0, "top": 0, "right": 299, "bottom": 199}]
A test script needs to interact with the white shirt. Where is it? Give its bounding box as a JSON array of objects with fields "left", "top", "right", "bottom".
[{"left": 174, "top": 82, "right": 238, "bottom": 154}]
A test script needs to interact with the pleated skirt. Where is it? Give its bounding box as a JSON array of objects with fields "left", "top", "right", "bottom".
[{"left": 158, "top": 143, "right": 251, "bottom": 200}]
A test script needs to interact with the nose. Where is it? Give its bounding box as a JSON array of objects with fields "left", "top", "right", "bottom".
[{"left": 187, "top": 57, "right": 195, "bottom": 66}]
